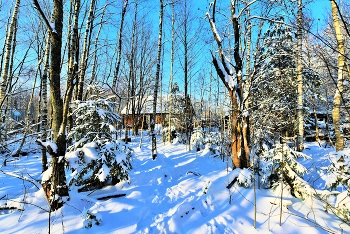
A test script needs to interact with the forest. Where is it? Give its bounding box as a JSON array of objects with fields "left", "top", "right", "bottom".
[{"left": 0, "top": 0, "right": 349, "bottom": 233}]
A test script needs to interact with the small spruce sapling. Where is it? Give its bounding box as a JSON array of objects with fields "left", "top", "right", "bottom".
[
  {"left": 65, "top": 91, "right": 132, "bottom": 191},
  {"left": 259, "top": 144, "right": 313, "bottom": 199}
]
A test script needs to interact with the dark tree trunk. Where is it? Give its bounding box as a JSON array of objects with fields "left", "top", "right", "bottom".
[
  {"left": 207, "top": 0, "right": 250, "bottom": 169},
  {"left": 33, "top": 0, "right": 69, "bottom": 211}
]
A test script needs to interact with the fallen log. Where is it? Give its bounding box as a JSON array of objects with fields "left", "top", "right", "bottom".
[{"left": 96, "top": 193, "right": 126, "bottom": 200}]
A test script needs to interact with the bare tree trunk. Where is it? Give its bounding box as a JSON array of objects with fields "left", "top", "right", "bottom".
[
  {"left": 312, "top": 99, "right": 319, "bottom": 142},
  {"left": 76, "top": 0, "right": 96, "bottom": 100},
  {"left": 41, "top": 35, "right": 50, "bottom": 172},
  {"left": 207, "top": 0, "right": 250, "bottom": 168},
  {"left": 84, "top": 3, "right": 107, "bottom": 100},
  {"left": 296, "top": 0, "right": 304, "bottom": 152},
  {"left": 33, "top": 0, "right": 69, "bottom": 211},
  {"left": 130, "top": 1, "right": 138, "bottom": 136},
  {"left": 0, "top": 0, "right": 19, "bottom": 107},
  {"left": 112, "top": 0, "right": 129, "bottom": 89},
  {"left": 167, "top": 0, "right": 175, "bottom": 143},
  {"left": 243, "top": 2, "right": 252, "bottom": 166},
  {"left": 330, "top": 0, "right": 345, "bottom": 151},
  {"left": 0, "top": 0, "right": 20, "bottom": 144},
  {"left": 64, "top": 0, "right": 80, "bottom": 136},
  {"left": 183, "top": 0, "right": 189, "bottom": 146},
  {"left": 151, "top": 0, "right": 164, "bottom": 160}
]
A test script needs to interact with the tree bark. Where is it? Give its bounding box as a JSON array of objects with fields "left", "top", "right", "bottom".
[
  {"left": 296, "top": 0, "right": 304, "bottom": 152},
  {"left": 33, "top": 0, "right": 69, "bottom": 211},
  {"left": 130, "top": 1, "right": 138, "bottom": 136},
  {"left": 41, "top": 35, "right": 50, "bottom": 172},
  {"left": 84, "top": 3, "right": 107, "bottom": 100},
  {"left": 330, "top": 0, "right": 345, "bottom": 151},
  {"left": 151, "top": 0, "right": 164, "bottom": 160},
  {"left": 207, "top": 0, "right": 250, "bottom": 168},
  {"left": 76, "top": 0, "right": 96, "bottom": 100},
  {"left": 0, "top": 0, "right": 20, "bottom": 144},
  {"left": 167, "top": 0, "right": 175, "bottom": 143},
  {"left": 112, "top": 0, "right": 129, "bottom": 89}
]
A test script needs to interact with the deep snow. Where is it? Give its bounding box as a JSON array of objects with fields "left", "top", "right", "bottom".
[{"left": 0, "top": 137, "right": 349, "bottom": 234}]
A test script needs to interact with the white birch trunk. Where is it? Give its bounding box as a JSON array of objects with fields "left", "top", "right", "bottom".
[
  {"left": 331, "top": 0, "right": 345, "bottom": 151},
  {"left": 296, "top": 0, "right": 304, "bottom": 152}
]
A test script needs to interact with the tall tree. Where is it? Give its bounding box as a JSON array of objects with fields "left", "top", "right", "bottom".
[
  {"left": 167, "top": 0, "right": 175, "bottom": 143},
  {"left": 151, "top": 0, "right": 164, "bottom": 160},
  {"left": 296, "top": 0, "right": 304, "bottom": 152},
  {"left": 206, "top": 0, "right": 250, "bottom": 168},
  {"left": 40, "top": 34, "right": 50, "bottom": 172},
  {"left": 76, "top": 0, "right": 96, "bottom": 100},
  {"left": 176, "top": 0, "right": 202, "bottom": 146},
  {"left": 112, "top": 0, "right": 129, "bottom": 89},
  {"left": 330, "top": 0, "right": 345, "bottom": 151},
  {"left": 33, "top": 0, "right": 69, "bottom": 211},
  {"left": 0, "top": 0, "right": 20, "bottom": 144}
]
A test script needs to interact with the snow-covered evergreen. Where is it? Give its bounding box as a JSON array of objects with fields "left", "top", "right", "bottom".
[{"left": 65, "top": 92, "right": 132, "bottom": 191}]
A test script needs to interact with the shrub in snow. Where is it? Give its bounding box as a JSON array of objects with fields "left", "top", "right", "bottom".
[
  {"left": 190, "top": 129, "right": 230, "bottom": 158},
  {"left": 331, "top": 191, "right": 350, "bottom": 224},
  {"left": 323, "top": 153, "right": 350, "bottom": 190},
  {"left": 203, "top": 132, "right": 230, "bottom": 157},
  {"left": 66, "top": 96, "right": 132, "bottom": 191},
  {"left": 311, "top": 151, "right": 350, "bottom": 225},
  {"left": 334, "top": 191, "right": 350, "bottom": 224},
  {"left": 237, "top": 168, "right": 254, "bottom": 188},
  {"left": 190, "top": 128, "right": 204, "bottom": 151},
  {"left": 162, "top": 125, "right": 177, "bottom": 142},
  {"left": 82, "top": 208, "right": 102, "bottom": 228},
  {"left": 68, "top": 98, "right": 120, "bottom": 148},
  {"left": 259, "top": 144, "right": 313, "bottom": 199},
  {"left": 227, "top": 168, "right": 254, "bottom": 188}
]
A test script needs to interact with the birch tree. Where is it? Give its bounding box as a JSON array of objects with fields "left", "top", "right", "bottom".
[
  {"left": 76, "top": 0, "right": 96, "bottom": 100},
  {"left": 330, "top": 0, "right": 346, "bottom": 151},
  {"left": 0, "top": 0, "right": 20, "bottom": 144},
  {"left": 40, "top": 35, "right": 50, "bottom": 172},
  {"left": 151, "top": 0, "right": 164, "bottom": 160},
  {"left": 296, "top": 0, "right": 304, "bottom": 152},
  {"left": 112, "top": 0, "right": 129, "bottom": 89},
  {"left": 167, "top": 0, "right": 175, "bottom": 142}
]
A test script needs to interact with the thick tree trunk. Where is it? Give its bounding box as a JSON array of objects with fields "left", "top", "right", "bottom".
[
  {"left": 330, "top": 0, "right": 345, "bottom": 151},
  {"left": 207, "top": 0, "right": 250, "bottom": 168},
  {"left": 243, "top": 3, "right": 251, "bottom": 166},
  {"left": 33, "top": 0, "right": 69, "bottom": 211}
]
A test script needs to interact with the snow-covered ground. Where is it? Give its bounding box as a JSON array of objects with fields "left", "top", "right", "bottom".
[{"left": 0, "top": 137, "right": 349, "bottom": 234}]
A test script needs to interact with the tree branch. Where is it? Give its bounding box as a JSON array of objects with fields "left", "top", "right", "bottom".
[{"left": 33, "top": 0, "right": 55, "bottom": 34}]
